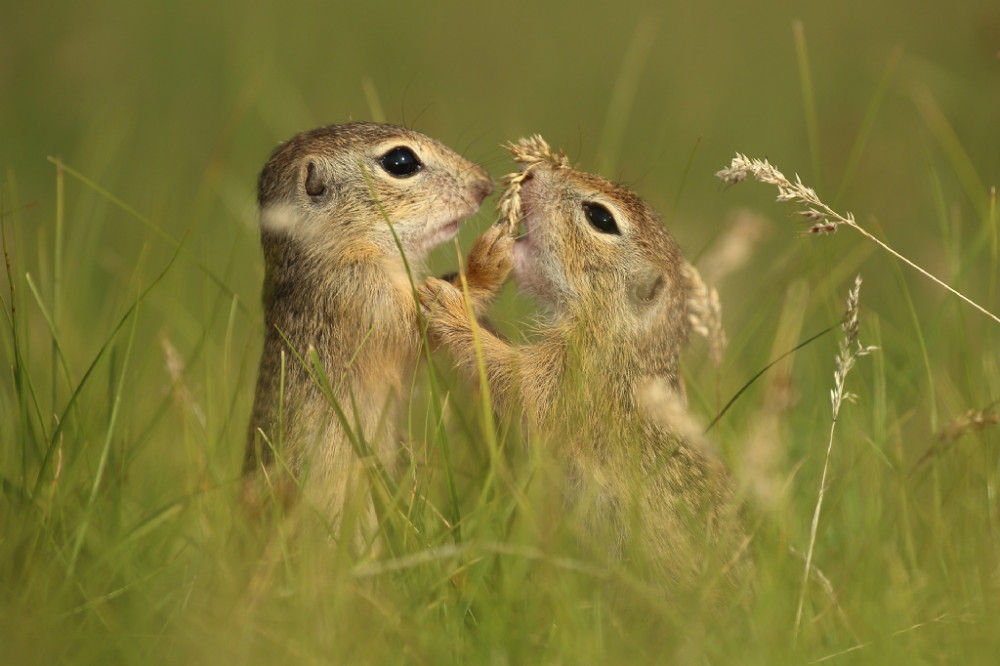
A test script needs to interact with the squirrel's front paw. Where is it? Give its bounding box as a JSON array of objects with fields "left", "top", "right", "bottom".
[
  {"left": 419, "top": 277, "right": 463, "bottom": 318},
  {"left": 418, "top": 277, "right": 474, "bottom": 346},
  {"left": 466, "top": 225, "right": 514, "bottom": 293}
]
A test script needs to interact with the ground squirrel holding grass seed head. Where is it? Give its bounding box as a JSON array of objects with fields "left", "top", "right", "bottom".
[
  {"left": 420, "top": 136, "right": 746, "bottom": 590},
  {"left": 245, "top": 122, "right": 493, "bottom": 525}
]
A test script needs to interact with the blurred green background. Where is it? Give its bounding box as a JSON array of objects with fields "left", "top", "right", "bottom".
[
  {"left": 2, "top": 0, "right": 999, "bottom": 663},
  {"left": 4, "top": 0, "right": 997, "bottom": 467},
  {"left": 4, "top": 0, "right": 997, "bottom": 359}
]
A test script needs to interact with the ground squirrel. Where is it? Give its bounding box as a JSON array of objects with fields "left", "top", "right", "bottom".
[
  {"left": 420, "top": 137, "right": 746, "bottom": 590},
  {"left": 244, "top": 122, "right": 493, "bottom": 527}
]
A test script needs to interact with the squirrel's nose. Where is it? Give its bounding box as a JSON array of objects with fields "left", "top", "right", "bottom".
[{"left": 471, "top": 166, "right": 494, "bottom": 202}]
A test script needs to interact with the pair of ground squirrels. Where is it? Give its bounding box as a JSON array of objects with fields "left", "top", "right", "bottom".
[
  {"left": 420, "top": 137, "right": 747, "bottom": 590},
  {"left": 244, "top": 122, "right": 496, "bottom": 525},
  {"left": 244, "top": 123, "right": 744, "bottom": 589}
]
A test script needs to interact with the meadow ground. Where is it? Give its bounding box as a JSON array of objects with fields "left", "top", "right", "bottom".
[{"left": 2, "top": 1, "right": 999, "bottom": 663}]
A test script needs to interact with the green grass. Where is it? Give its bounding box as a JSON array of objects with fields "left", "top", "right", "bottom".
[{"left": 3, "top": 1, "right": 999, "bottom": 663}]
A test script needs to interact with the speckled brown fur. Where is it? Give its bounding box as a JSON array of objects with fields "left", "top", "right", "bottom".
[
  {"left": 420, "top": 148, "right": 747, "bottom": 590},
  {"left": 245, "top": 122, "right": 492, "bottom": 526}
]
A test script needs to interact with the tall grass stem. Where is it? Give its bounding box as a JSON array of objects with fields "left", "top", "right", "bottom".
[
  {"left": 716, "top": 154, "right": 1000, "bottom": 327},
  {"left": 793, "top": 20, "right": 822, "bottom": 189},
  {"left": 53, "top": 161, "right": 64, "bottom": 431},
  {"left": 598, "top": 20, "right": 657, "bottom": 177},
  {"left": 67, "top": 289, "right": 140, "bottom": 579},
  {"left": 794, "top": 276, "right": 875, "bottom": 638}
]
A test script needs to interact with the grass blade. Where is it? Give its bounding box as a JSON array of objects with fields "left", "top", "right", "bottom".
[
  {"left": 52, "top": 159, "right": 64, "bottom": 432},
  {"left": 670, "top": 135, "right": 702, "bottom": 222},
  {"left": 361, "top": 162, "right": 464, "bottom": 543},
  {"left": 32, "top": 236, "right": 187, "bottom": 498},
  {"left": 598, "top": 20, "right": 658, "bottom": 177},
  {"left": 706, "top": 322, "right": 838, "bottom": 432},
  {"left": 45, "top": 157, "right": 249, "bottom": 318},
  {"left": 834, "top": 46, "right": 901, "bottom": 203},
  {"left": 793, "top": 20, "right": 822, "bottom": 189},
  {"left": 2, "top": 177, "right": 47, "bottom": 466},
  {"left": 66, "top": 280, "right": 141, "bottom": 579},
  {"left": 912, "top": 88, "right": 989, "bottom": 220},
  {"left": 24, "top": 273, "right": 80, "bottom": 426}
]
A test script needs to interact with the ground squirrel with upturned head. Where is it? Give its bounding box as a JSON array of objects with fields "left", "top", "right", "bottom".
[
  {"left": 245, "top": 122, "right": 494, "bottom": 528},
  {"left": 420, "top": 137, "right": 746, "bottom": 590}
]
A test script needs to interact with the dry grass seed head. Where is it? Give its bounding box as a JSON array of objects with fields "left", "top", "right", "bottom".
[
  {"left": 915, "top": 406, "right": 1000, "bottom": 468},
  {"left": 717, "top": 152, "right": 1000, "bottom": 326},
  {"left": 715, "top": 153, "right": 847, "bottom": 235},
  {"left": 832, "top": 275, "right": 877, "bottom": 419},
  {"left": 698, "top": 208, "right": 771, "bottom": 284},
  {"left": 496, "top": 135, "right": 571, "bottom": 234},
  {"left": 936, "top": 408, "right": 999, "bottom": 443},
  {"left": 683, "top": 262, "right": 727, "bottom": 369}
]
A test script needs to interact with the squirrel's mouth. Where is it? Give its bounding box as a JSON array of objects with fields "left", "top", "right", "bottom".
[
  {"left": 398, "top": 216, "right": 463, "bottom": 260},
  {"left": 428, "top": 217, "right": 462, "bottom": 245}
]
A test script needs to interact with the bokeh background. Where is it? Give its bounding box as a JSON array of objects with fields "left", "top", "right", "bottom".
[
  {"left": 2, "top": 0, "right": 999, "bottom": 663},
  {"left": 5, "top": 0, "right": 997, "bottom": 472}
]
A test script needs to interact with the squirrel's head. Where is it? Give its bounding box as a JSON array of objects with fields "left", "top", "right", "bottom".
[
  {"left": 506, "top": 149, "right": 692, "bottom": 374},
  {"left": 257, "top": 122, "right": 493, "bottom": 266}
]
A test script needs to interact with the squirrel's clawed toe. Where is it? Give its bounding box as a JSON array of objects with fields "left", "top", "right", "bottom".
[
  {"left": 418, "top": 277, "right": 461, "bottom": 314},
  {"left": 465, "top": 225, "right": 514, "bottom": 293}
]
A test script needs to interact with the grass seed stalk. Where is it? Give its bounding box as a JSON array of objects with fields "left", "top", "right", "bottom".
[{"left": 716, "top": 154, "right": 1000, "bottom": 326}]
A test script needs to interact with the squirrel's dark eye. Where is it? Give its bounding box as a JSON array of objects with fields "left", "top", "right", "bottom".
[
  {"left": 380, "top": 146, "right": 422, "bottom": 178},
  {"left": 583, "top": 202, "right": 620, "bottom": 235}
]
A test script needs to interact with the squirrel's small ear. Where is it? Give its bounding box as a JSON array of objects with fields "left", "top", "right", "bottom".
[
  {"left": 303, "top": 159, "right": 328, "bottom": 200},
  {"left": 629, "top": 266, "right": 666, "bottom": 308}
]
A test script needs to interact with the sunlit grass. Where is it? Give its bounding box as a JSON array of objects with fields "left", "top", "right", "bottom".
[{"left": 2, "top": 10, "right": 999, "bottom": 665}]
